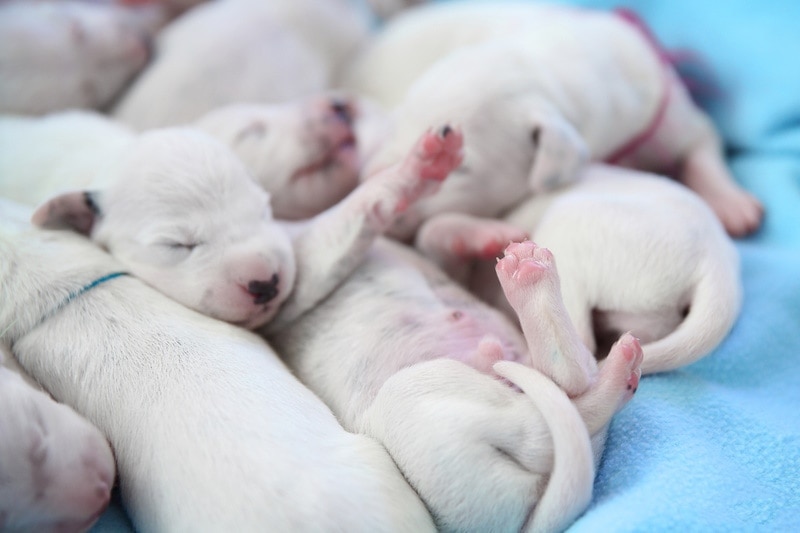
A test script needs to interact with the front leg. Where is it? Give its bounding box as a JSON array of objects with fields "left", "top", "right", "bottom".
[{"left": 266, "top": 126, "right": 464, "bottom": 332}]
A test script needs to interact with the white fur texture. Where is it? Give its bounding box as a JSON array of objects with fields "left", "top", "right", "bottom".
[
  {"left": 0, "top": 111, "right": 136, "bottom": 206},
  {"left": 0, "top": 206, "right": 434, "bottom": 532},
  {"left": 0, "top": 1, "right": 156, "bottom": 115},
  {"left": 0, "top": 345, "right": 116, "bottom": 533},
  {"left": 345, "top": 0, "right": 762, "bottom": 238},
  {"left": 113, "top": 0, "right": 371, "bottom": 130},
  {"left": 462, "top": 164, "right": 742, "bottom": 374}
]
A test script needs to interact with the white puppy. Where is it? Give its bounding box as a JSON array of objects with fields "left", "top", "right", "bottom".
[
  {"left": 29, "top": 120, "right": 463, "bottom": 330},
  {"left": 250, "top": 132, "right": 644, "bottom": 530},
  {"left": 0, "top": 0, "right": 157, "bottom": 115},
  {"left": 0, "top": 345, "right": 115, "bottom": 533},
  {"left": 266, "top": 233, "right": 644, "bottom": 531},
  {"left": 112, "top": 0, "right": 371, "bottom": 130},
  {"left": 31, "top": 120, "right": 640, "bottom": 530},
  {"left": 0, "top": 203, "right": 435, "bottom": 532},
  {"left": 345, "top": 0, "right": 763, "bottom": 237},
  {"left": 1, "top": 94, "right": 380, "bottom": 220},
  {"left": 192, "top": 95, "right": 362, "bottom": 220},
  {"left": 417, "top": 164, "right": 741, "bottom": 375}
]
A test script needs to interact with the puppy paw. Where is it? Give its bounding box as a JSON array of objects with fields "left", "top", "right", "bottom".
[
  {"left": 603, "top": 332, "right": 644, "bottom": 407},
  {"left": 495, "top": 240, "right": 557, "bottom": 302},
  {"left": 708, "top": 187, "right": 764, "bottom": 237},
  {"left": 369, "top": 126, "right": 464, "bottom": 225},
  {"left": 573, "top": 332, "right": 643, "bottom": 431}
]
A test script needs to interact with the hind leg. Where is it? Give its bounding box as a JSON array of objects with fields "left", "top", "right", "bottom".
[
  {"left": 630, "top": 76, "right": 763, "bottom": 236},
  {"left": 573, "top": 333, "right": 643, "bottom": 436},
  {"left": 679, "top": 121, "right": 764, "bottom": 236},
  {"left": 495, "top": 240, "right": 597, "bottom": 397}
]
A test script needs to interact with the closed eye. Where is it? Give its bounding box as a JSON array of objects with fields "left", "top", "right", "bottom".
[{"left": 163, "top": 241, "right": 201, "bottom": 252}]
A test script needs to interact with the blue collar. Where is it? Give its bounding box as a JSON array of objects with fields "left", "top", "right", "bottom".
[{"left": 33, "top": 271, "right": 130, "bottom": 329}]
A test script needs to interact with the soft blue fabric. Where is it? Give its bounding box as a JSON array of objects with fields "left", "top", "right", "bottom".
[{"left": 93, "top": 1, "right": 799, "bottom": 530}]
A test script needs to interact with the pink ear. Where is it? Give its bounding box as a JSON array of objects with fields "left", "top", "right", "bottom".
[{"left": 31, "top": 191, "right": 100, "bottom": 236}]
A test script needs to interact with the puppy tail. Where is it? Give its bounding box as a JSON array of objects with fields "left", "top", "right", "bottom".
[
  {"left": 493, "top": 361, "right": 594, "bottom": 533},
  {"left": 640, "top": 250, "right": 742, "bottom": 374}
]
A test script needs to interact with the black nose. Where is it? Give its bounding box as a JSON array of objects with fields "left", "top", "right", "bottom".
[
  {"left": 248, "top": 274, "right": 279, "bottom": 305},
  {"left": 331, "top": 98, "right": 353, "bottom": 124}
]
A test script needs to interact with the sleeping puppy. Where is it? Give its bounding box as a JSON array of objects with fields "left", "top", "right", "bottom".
[
  {"left": 0, "top": 0, "right": 158, "bottom": 115},
  {"left": 30, "top": 121, "right": 462, "bottom": 330},
  {"left": 32, "top": 121, "right": 642, "bottom": 530},
  {"left": 0, "top": 95, "right": 366, "bottom": 221},
  {"left": 112, "top": 0, "right": 370, "bottom": 130},
  {"left": 345, "top": 0, "right": 763, "bottom": 237},
  {"left": 0, "top": 345, "right": 116, "bottom": 533},
  {"left": 192, "top": 95, "right": 362, "bottom": 220},
  {"left": 416, "top": 164, "right": 742, "bottom": 375},
  {"left": 264, "top": 232, "right": 643, "bottom": 531},
  {"left": 0, "top": 202, "right": 435, "bottom": 532}
]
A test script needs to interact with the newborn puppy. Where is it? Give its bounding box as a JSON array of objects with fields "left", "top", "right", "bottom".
[
  {"left": 0, "top": 345, "right": 116, "bottom": 533},
  {"left": 0, "top": 203, "right": 435, "bottom": 532},
  {"left": 266, "top": 233, "right": 643, "bottom": 531},
  {"left": 193, "top": 95, "right": 360, "bottom": 220},
  {"left": 112, "top": 0, "right": 370, "bottom": 130},
  {"left": 0, "top": 101, "right": 363, "bottom": 221},
  {"left": 0, "top": 0, "right": 156, "bottom": 115},
  {"left": 30, "top": 127, "right": 295, "bottom": 328},
  {"left": 31, "top": 120, "right": 462, "bottom": 330},
  {"left": 250, "top": 132, "right": 644, "bottom": 529},
  {"left": 417, "top": 164, "right": 741, "bottom": 375},
  {"left": 345, "top": 1, "right": 763, "bottom": 238}
]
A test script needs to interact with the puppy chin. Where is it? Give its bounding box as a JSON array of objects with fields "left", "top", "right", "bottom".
[{"left": 211, "top": 303, "right": 278, "bottom": 330}]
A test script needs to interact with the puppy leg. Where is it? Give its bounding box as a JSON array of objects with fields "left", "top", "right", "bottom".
[
  {"left": 415, "top": 213, "right": 528, "bottom": 283},
  {"left": 573, "top": 333, "right": 643, "bottom": 435},
  {"left": 268, "top": 126, "right": 464, "bottom": 330},
  {"left": 679, "top": 117, "right": 764, "bottom": 236},
  {"left": 630, "top": 75, "right": 763, "bottom": 236},
  {"left": 495, "top": 240, "right": 597, "bottom": 397}
]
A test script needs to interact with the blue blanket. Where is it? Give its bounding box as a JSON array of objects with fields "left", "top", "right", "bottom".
[{"left": 93, "top": 1, "right": 800, "bottom": 530}]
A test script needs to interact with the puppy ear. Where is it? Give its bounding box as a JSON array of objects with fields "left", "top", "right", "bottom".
[
  {"left": 528, "top": 111, "right": 589, "bottom": 192},
  {"left": 31, "top": 191, "right": 102, "bottom": 236}
]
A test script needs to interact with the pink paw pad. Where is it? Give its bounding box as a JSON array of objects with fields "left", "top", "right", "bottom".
[
  {"left": 496, "top": 240, "right": 554, "bottom": 281},
  {"left": 417, "top": 125, "right": 464, "bottom": 181},
  {"left": 617, "top": 333, "right": 643, "bottom": 395}
]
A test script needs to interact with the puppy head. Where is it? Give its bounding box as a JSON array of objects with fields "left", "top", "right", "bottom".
[
  {"left": 195, "top": 95, "right": 360, "bottom": 221},
  {"left": 32, "top": 128, "right": 296, "bottom": 329},
  {"left": 363, "top": 43, "right": 589, "bottom": 240},
  {"left": 0, "top": 367, "right": 115, "bottom": 533}
]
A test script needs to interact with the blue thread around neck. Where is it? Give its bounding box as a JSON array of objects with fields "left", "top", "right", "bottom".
[{"left": 35, "top": 272, "right": 130, "bottom": 328}]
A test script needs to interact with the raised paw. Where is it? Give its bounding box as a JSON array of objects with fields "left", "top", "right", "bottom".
[
  {"left": 384, "top": 126, "right": 464, "bottom": 217},
  {"left": 415, "top": 125, "right": 465, "bottom": 181},
  {"left": 495, "top": 240, "right": 555, "bottom": 285}
]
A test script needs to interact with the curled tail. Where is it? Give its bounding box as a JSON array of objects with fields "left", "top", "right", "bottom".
[
  {"left": 494, "top": 361, "right": 594, "bottom": 533},
  {"left": 641, "top": 252, "right": 742, "bottom": 374}
]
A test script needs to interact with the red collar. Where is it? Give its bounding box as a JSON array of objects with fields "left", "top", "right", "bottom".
[{"left": 604, "top": 8, "right": 673, "bottom": 165}]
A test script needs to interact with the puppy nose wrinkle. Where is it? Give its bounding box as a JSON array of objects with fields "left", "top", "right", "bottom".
[{"left": 248, "top": 274, "right": 279, "bottom": 304}]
